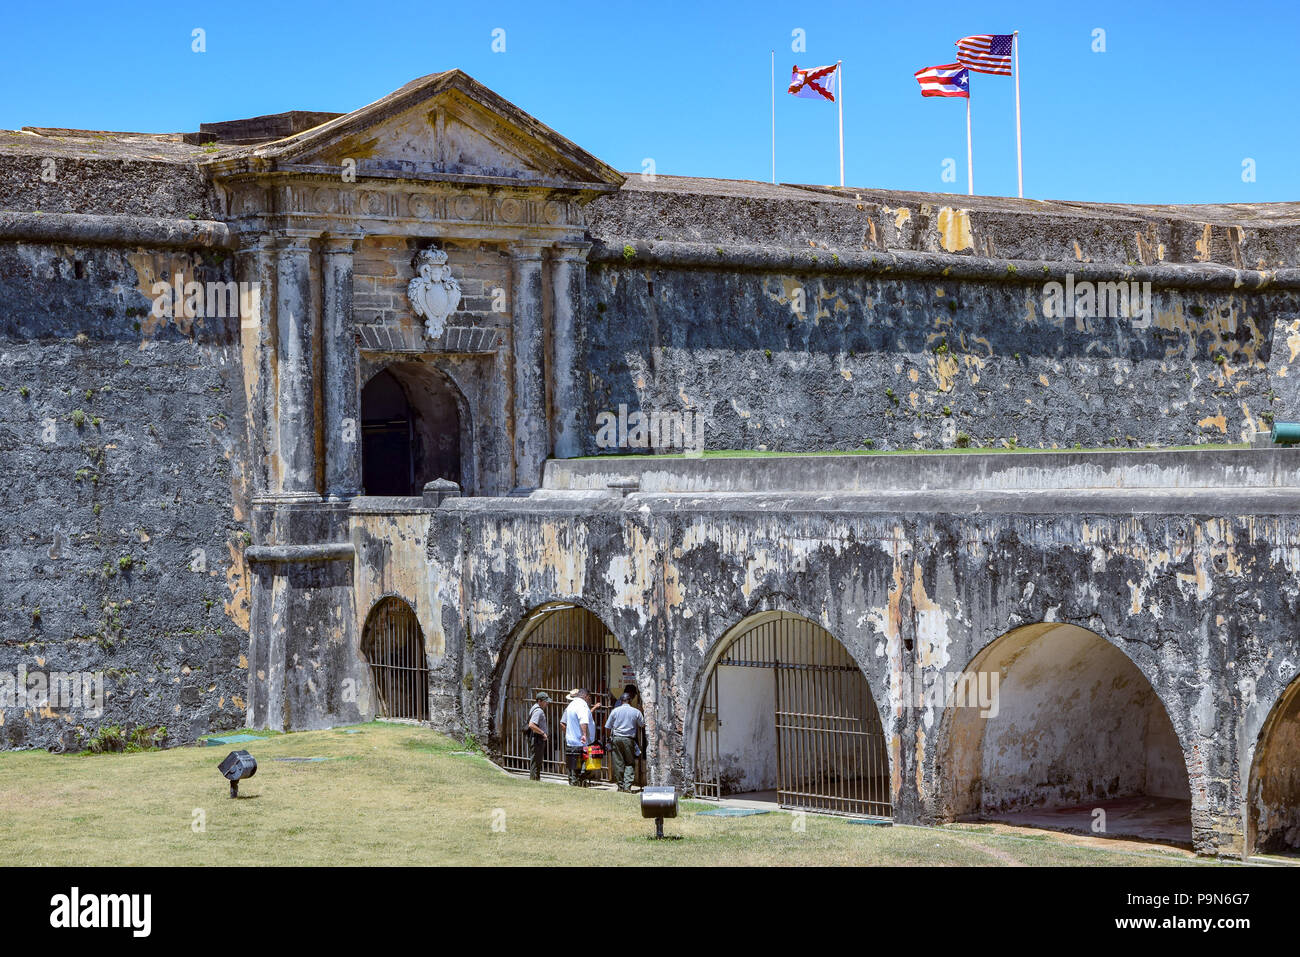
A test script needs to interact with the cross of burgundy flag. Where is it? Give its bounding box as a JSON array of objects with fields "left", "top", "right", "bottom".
[{"left": 788, "top": 64, "right": 838, "bottom": 101}]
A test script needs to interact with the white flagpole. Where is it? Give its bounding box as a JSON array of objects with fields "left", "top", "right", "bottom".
[
  {"left": 771, "top": 51, "right": 776, "bottom": 184},
  {"left": 837, "top": 60, "right": 844, "bottom": 187},
  {"left": 966, "top": 88, "right": 973, "bottom": 196},
  {"left": 1013, "top": 31, "right": 1023, "bottom": 197}
]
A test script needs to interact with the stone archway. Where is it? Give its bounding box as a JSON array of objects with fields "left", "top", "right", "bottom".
[
  {"left": 360, "top": 362, "right": 468, "bottom": 496},
  {"left": 1247, "top": 674, "right": 1300, "bottom": 855},
  {"left": 495, "top": 603, "right": 644, "bottom": 785},
  {"left": 691, "top": 611, "right": 891, "bottom": 818},
  {"left": 361, "top": 596, "right": 429, "bottom": 721},
  {"left": 941, "top": 622, "right": 1192, "bottom": 845}
]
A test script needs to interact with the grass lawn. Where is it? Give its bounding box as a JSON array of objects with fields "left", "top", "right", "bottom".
[{"left": 0, "top": 723, "right": 1225, "bottom": 866}]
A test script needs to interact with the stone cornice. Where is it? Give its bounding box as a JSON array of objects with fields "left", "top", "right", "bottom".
[
  {"left": 215, "top": 177, "right": 591, "bottom": 240},
  {"left": 592, "top": 237, "right": 1300, "bottom": 292},
  {"left": 0, "top": 211, "right": 235, "bottom": 250},
  {"left": 207, "top": 163, "right": 620, "bottom": 199}
]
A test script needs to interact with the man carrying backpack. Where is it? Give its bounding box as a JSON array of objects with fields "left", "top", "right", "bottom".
[{"left": 526, "top": 691, "right": 550, "bottom": 780}]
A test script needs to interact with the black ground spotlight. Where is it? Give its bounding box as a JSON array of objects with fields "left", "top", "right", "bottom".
[
  {"left": 640, "top": 786, "right": 679, "bottom": 839},
  {"left": 218, "top": 749, "right": 257, "bottom": 798}
]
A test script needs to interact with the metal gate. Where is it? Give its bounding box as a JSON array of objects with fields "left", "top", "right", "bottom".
[
  {"left": 362, "top": 597, "right": 429, "bottom": 721},
  {"left": 693, "top": 613, "right": 891, "bottom": 818},
  {"left": 500, "top": 605, "right": 645, "bottom": 785}
]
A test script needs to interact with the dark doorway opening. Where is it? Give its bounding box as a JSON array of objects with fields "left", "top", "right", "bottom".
[{"left": 360, "top": 365, "right": 463, "bottom": 496}]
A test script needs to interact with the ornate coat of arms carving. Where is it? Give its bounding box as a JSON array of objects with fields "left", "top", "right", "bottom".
[{"left": 407, "top": 247, "right": 461, "bottom": 339}]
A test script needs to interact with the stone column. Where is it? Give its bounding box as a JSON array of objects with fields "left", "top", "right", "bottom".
[
  {"left": 550, "top": 241, "right": 591, "bottom": 460},
  {"left": 234, "top": 232, "right": 276, "bottom": 496},
  {"left": 321, "top": 234, "right": 362, "bottom": 500},
  {"left": 271, "top": 232, "right": 322, "bottom": 501},
  {"left": 510, "top": 242, "right": 549, "bottom": 490}
]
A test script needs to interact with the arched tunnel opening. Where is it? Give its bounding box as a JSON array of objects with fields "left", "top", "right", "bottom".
[
  {"left": 1248, "top": 674, "right": 1300, "bottom": 856},
  {"left": 496, "top": 604, "right": 645, "bottom": 787},
  {"left": 943, "top": 622, "right": 1192, "bottom": 846},
  {"left": 693, "top": 611, "right": 891, "bottom": 818}
]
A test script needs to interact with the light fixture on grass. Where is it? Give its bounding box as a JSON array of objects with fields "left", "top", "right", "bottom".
[{"left": 219, "top": 749, "right": 257, "bottom": 798}]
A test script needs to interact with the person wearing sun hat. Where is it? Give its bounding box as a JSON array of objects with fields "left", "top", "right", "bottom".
[{"left": 560, "top": 688, "right": 592, "bottom": 786}]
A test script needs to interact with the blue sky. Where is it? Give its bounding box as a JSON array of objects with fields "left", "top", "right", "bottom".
[{"left": 0, "top": 0, "right": 1292, "bottom": 204}]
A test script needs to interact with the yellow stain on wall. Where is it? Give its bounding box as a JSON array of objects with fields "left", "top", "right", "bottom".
[
  {"left": 937, "top": 208, "right": 973, "bottom": 252},
  {"left": 928, "top": 353, "right": 960, "bottom": 392},
  {"left": 1198, "top": 414, "right": 1228, "bottom": 433},
  {"left": 1194, "top": 224, "right": 1213, "bottom": 263}
]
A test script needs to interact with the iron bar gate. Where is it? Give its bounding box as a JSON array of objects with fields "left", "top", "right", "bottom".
[
  {"left": 362, "top": 597, "right": 429, "bottom": 721},
  {"left": 693, "top": 613, "right": 891, "bottom": 818},
  {"left": 500, "top": 605, "right": 645, "bottom": 786}
]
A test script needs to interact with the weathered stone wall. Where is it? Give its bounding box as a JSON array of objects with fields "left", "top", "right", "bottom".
[
  {"left": 579, "top": 256, "right": 1299, "bottom": 453},
  {"left": 423, "top": 484, "right": 1300, "bottom": 856},
  {"left": 0, "top": 240, "right": 251, "bottom": 749},
  {"left": 0, "top": 151, "right": 214, "bottom": 219},
  {"left": 578, "top": 180, "right": 1300, "bottom": 454}
]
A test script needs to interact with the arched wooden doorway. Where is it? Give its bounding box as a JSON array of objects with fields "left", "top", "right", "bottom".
[
  {"left": 361, "top": 597, "right": 429, "bottom": 721},
  {"left": 693, "top": 612, "right": 891, "bottom": 818}
]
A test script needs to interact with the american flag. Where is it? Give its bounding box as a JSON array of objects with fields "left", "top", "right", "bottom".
[{"left": 956, "top": 34, "right": 1014, "bottom": 76}]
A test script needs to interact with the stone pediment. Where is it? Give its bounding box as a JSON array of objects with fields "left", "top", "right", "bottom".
[{"left": 218, "top": 70, "right": 623, "bottom": 193}]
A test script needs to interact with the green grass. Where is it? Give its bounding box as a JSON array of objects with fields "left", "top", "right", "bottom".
[
  {"left": 572, "top": 443, "right": 1251, "bottom": 461},
  {"left": 0, "top": 724, "right": 1221, "bottom": 866}
]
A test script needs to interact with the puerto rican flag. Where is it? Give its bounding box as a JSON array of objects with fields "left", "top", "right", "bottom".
[
  {"left": 788, "top": 64, "right": 838, "bottom": 101},
  {"left": 914, "top": 63, "right": 969, "bottom": 98}
]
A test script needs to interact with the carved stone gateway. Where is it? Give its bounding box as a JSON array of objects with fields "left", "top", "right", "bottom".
[
  {"left": 407, "top": 247, "right": 461, "bottom": 339},
  {"left": 208, "top": 70, "right": 623, "bottom": 749}
]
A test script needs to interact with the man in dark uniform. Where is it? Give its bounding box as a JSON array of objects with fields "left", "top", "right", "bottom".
[
  {"left": 603, "top": 692, "right": 645, "bottom": 792},
  {"left": 527, "top": 691, "right": 550, "bottom": 780}
]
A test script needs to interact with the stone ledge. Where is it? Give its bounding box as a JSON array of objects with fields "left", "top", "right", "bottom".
[
  {"left": 590, "top": 237, "right": 1300, "bottom": 291},
  {"left": 348, "top": 495, "right": 436, "bottom": 515},
  {"left": 546, "top": 447, "right": 1300, "bottom": 495},
  {"left": 244, "top": 542, "right": 355, "bottom": 563},
  {"left": 0, "top": 211, "right": 235, "bottom": 249}
]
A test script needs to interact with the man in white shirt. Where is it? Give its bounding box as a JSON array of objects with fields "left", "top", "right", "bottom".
[{"left": 560, "top": 688, "right": 592, "bottom": 786}]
